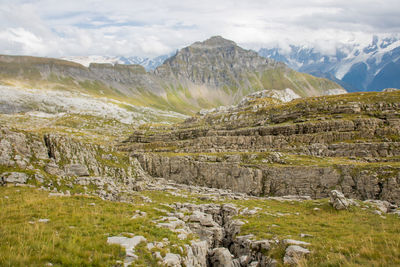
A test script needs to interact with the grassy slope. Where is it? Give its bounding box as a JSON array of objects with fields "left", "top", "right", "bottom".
[
  {"left": 235, "top": 198, "right": 400, "bottom": 266},
  {"left": 0, "top": 187, "right": 189, "bottom": 267},
  {"left": 0, "top": 55, "right": 342, "bottom": 115},
  {"left": 1, "top": 187, "right": 399, "bottom": 266}
]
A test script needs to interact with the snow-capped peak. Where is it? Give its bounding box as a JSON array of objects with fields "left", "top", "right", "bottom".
[{"left": 61, "top": 53, "right": 173, "bottom": 71}]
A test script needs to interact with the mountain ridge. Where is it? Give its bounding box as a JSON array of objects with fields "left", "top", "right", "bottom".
[
  {"left": 259, "top": 36, "right": 400, "bottom": 92},
  {"left": 0, "top": 36, "right": 344, "bottom": 114}
]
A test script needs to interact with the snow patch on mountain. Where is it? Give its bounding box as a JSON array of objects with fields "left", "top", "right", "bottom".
[
  {"left": 335, "top": 39, "right": 400, "bottom": 80},
  {"left": 61, "top": 53, "right": 173, "bottom": 71},
  {"left": 259, "top": 35, "right": 400, "bottom": 91}
]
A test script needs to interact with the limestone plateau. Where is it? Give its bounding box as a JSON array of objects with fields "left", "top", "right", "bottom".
[
  {"left": 1, "top": 36, "right": 400, "bottom": 266},
  {"left": 123, "top": 90, "right": 400, "bottom": 204}
]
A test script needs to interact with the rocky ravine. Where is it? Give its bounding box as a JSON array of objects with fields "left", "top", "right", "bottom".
[{"left": 122, "top": 90, "right": 400, "bottom": 204}]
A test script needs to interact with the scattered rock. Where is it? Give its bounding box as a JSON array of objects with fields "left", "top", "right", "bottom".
[
  {"left": 184, "top": 240, "right": 208, "bottom": 267},
  {"left": 65, "top": 164, "right": 90, "bottom": 177},
  {"left": 283, "top": 245, "right": 310, "bottom": 265},
  {"left": 163, "top": 253, "right": 181, "bottom": 267},
  {"left": 44, "top": 162, "right": 64, "bottom": 176},
  {"left": 208, "top": 247, "right": 236, "bottom": 267},
  {"left": 153, "top": 251, "right": 163, "bottom": 260},
  {"left": 2, "top": 172, "right": 29, "bottom": 184},
  {"left": 282, "top": 239, "right": 311, "bottom": 246},
  {"left": 329, "top": 190, "right": 350, "bottom": 210},
  {"left": 364, "top": 200, "right": 397, "bottom": 213},
  {"left": 373, "top": 210, "right": 382, "bottom": 216},
  {"left": 300, "top": 233, "right": 313, "bottom": 238},
  {"left": 107, "top": 235, "right": 146, "bottom": 263},
  {"left": 146, "top": 243, "right": 155, "bottom": 250},
  {"left": 141, "top": 196, "right": 152, "bottom": 203},
  {"left": 178, "top": 233, "right": 187, "bottom": 240},
  {"left": 38, "top": 218, "right": 50, "bottom": 223}
]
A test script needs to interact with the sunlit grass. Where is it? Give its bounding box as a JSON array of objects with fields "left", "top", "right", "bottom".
[
  {"left": 233, "top": 198, "right": 400, "bottom": 266},
  {"left": 0, "top": 187, "right": 189, "bottom": 267}
]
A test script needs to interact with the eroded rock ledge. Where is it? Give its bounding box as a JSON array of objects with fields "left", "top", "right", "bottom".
[
  {"left": 136, "top": 153, "right": 400, "bottom": 204},
  {"left": 123, "top": 91, "right": 400, "bottom": 204}
]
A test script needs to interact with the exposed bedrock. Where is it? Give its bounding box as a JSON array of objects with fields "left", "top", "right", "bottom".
[
  {"left": 135, "top": 153, "right": 400, "bottom": 204},
  {"left": 0, "top": 127, "right": 147, "bottom": 200},
  {"left": 123, "top": 117, "right": 400, "bottom": 157}
]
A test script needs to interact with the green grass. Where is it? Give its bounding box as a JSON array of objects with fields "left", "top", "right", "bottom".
[
  {"left": 0, "top": 187, "right": 189, "bottom": 267},
  {"left": 1, "top": 186, "right": 399, "bottom": 266},
  {"left": 234, "top": 198, "right": 400, "bottom": 266}
]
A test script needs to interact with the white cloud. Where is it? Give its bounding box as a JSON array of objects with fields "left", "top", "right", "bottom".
[
  {"left": 0, "top": 28, "right": 46, "bottom": 55},
  {"left": 0, "top": 0, "right": 399, "bottom": 57}
]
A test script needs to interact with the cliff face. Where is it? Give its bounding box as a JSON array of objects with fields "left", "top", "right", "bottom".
[
  {"left": 0, "top": 127, "right": 148, "bottom": 201},
  {"left": 123, "top": 90, "right": 400, "bottom": 203},
  {"left": 135, "top": 153, "right": 400, "bottom": 203},
  {"left": 0, "top": 36, "right": 344, "bottom": 114}
]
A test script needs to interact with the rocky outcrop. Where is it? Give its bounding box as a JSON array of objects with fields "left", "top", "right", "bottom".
[
  {"left": 136, "top": 153, "right": 400, "bottom": 204},
  {"left": 1, "top": 172, "right": 29, "bottom": 184},
  {"left": 123, "top": 95, "right": 400, "bottom": 155},
  {"left": 329, "top": 190, "right": 351, "bottom": 210},
  {"left": 156, "top": 202, "right": 277, "bottom": 266},
  {"left": 0, "top": 127, "right": 147, "bottom": 200},
  {"left": 283, "top": 245, "right": 310, "bottom": 265},
  {"left": 124, "top": 91, "right": 400, "bottom": 204}
]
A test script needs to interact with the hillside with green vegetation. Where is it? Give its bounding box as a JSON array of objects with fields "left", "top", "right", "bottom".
[
  {"left": 1, "top": 36, "right": 399, "bottom": 266},
  {"left": 0, "top": 36, "right": 345, "bottom": 115},
  {"left": 2, "top": 182, "right": 400, "bottom": 266}
]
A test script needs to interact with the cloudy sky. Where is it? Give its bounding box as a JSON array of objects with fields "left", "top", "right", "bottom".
[{"left": 1, "top": 0, "right": 399, "bottom": 58}]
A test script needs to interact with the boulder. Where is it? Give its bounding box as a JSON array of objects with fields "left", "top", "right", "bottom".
[
  {"left": 189, "top": 210, "right": 218, "bottom": 227},
  {"left": 163, "top": 253, "right": 181, "bottom": 267},
  {"left": 2, "top": 172, "right": 29, "bottom": 184},
  {"left": 364, "top": 199, "right": 396, "bottom": 213},
  {"left": 45, "top": 162, "right": 64, "bottom": 176},
  {"left": 329, "top": 190, "right": 350, "bottom": 210},
  {"left": 208, "top": 248, "right": 238, "bottom": 267},
  {"left": 65, "top": 164, "right": 89, "bottom": 177},
  {"left": 283, "top": 245, "right": 310, "bottom": 265},
  {"left": 184, "top": 240, "right": 208, "bottom": 267}
]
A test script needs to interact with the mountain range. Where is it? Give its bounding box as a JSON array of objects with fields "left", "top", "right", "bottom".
[
  {"left": 61, "top": 36, "right": 400, "bottom": 93},
  {"left": 259, "top": 36, "right": 400, "bottom": 92},
  {"left": 0, "top": 36, "right": 343, "bottom": 115}
]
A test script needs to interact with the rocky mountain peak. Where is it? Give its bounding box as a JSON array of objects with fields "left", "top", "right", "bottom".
[
  {"left": 155, "top": 36, "right": 279, "bottom": 88},
  {"left": 191, "top": 36, "right": 237, "bottom": 49}
]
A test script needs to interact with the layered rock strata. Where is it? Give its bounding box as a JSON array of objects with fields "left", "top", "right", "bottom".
[
  {"left": 123, "top": 91, "right": 400, "bottom": 204},
  {"left": 0, "top": 127, "right": 146, "bottom": 200}
]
